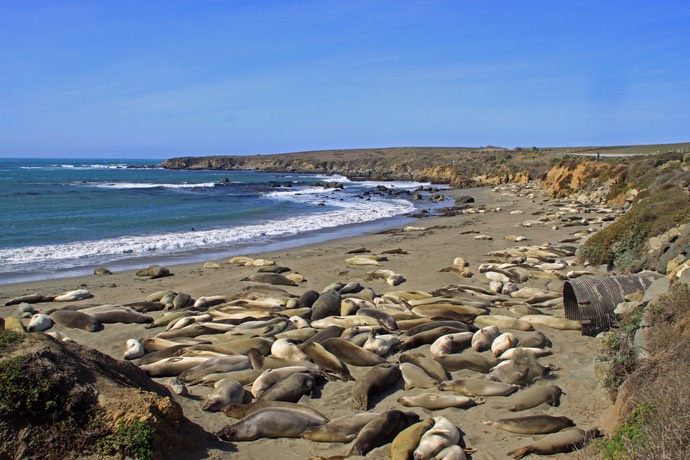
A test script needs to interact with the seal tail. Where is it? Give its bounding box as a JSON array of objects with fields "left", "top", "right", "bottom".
[{"left": 507, "top": 447, "right": 532, "bottom": 459}]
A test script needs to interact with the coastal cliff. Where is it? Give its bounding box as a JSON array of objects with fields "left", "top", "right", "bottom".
[{"left": 161, "top": 147, "right": 541, "bottom": 187}]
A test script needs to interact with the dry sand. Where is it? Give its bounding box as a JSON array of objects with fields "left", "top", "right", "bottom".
[{"left": 0, "top": 184, "right": 612, "bottom": 460}]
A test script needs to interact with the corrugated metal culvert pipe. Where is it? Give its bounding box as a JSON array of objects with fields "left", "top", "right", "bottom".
[{"left": 563, "top": 272, "right": 663, "bottom": 336}]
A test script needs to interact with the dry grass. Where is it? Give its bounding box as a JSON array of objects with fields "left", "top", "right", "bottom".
[{"left": 596, "top": 283, "right": 690, "bottom": 459}]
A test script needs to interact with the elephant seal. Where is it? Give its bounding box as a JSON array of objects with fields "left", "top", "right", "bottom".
[
  {"left": 483, "top": 414, "right": 575, "bottom": 434},
  {"left": 390, "top": 418, "right": 435, "bottom": 460},
  {"left": 491, "top": 332, "right": 518, "bottom": 357},
  {"left": 251, "top": 366, "right": 317, "bottom": 399},
  {"left": 302, "top": 412, "right": 380, "bottom": 443},
  {"left": 52, "top": 289, "right": 93, "bottom": 302},
  {"left": 93, "top": 267, "right": 112, "bottom": 275},
  {"left": 508, "top": 428, "right": 601, "bottom": 459},
  {"left": 321, "top": 338, "right": 386, "bottom": 366},
  {"left": 298, "top": 290, "right": 321, "bottom": 308},
  {"left": 310, "top": 290, "right": 343, "bottom": 320},
  {"left": 356, "top": 308, "right": 397, "bottom": 330},
  {"left": 5, "top": 293, "right": 54, "bottom": 306},
  {"left": 349, "top": 410, "right": 420, "bottom": 456},
  {"left": 259, "top": 372, "right": 315, "bottom": 403},
  {"left": 89, "top": 309, "right": 154, "bottom": 324},
  {"left": 414, "top": 416, "right": 460, "bottom": 460},
  {"left": 27, "top": 314, "right": 53, "bottom": 332},
  {"left": 400, "top": 363, "right": 438, "bottom": 390},
  {"left": 435, "top": 352, "right": 496, "bottom": 373},
  {"left": 300, "top": 325, "right": 345, "bottom": 347},
  {"left": 398, "top": 393, "right": 484, "bottom": 410},
  {"left": 123, "top": 339, "right": 145, "bottom": 360},
  {"left": 202, "top": 380, "right": 247, "bottom": 412},
  {"left": 301, "top": 342, "right": 352, "bottom": 380},
  {"left": 125, "top": 301, "right": 165, "bottom": 313},
  {"left": 504, "top": 384, "right": 563, "bottom": 411},
  {"left": 193, "top": 369, "right": 263, "bottom": 386},
  {"left": 178, "top": 356, "right": 251, "bottom": 383},
  {"left": 136, "top": 264, "right": 172, "bottom": 278},
  {"left": 243, "top": 272, "right": 297, "bottom": 286},
  {"left": 430, "top": 332, "right": 474, "bottom": 357},
  {"left": 471, "top": 325, "right": 500, "bottom": 352},
  {"left": 222, "top": 401, "right": 328, "bottom": 422},
  {"left": 486, "top": 360, "right": 530, "bottom": 386},
  {"left": 271, "top": 338, "right": 310, "bottom": 361},
  {"left": 438, "top": 378, "right": 518, "bottom": 397},
  {"left": 352, "top": 363, "right": 401, "bottom": 410},
  {"left": 402, "top": 326, "right": 470, "bottom": 350},
  {"left": 49, "top": 310, "right": 102, "bottom": 332},
  {"left": 474, "top": 314, "right": 533, "bottom": 331},
  {"left": 16, "top": 304, "right": 36, "bottom": 318},
  {"left": 216, "top": 407, "right": 327, "bottom": 441},
  {"left": 399, "top": 352, "right": 449, "bottom": 382},
  {"left": 520, "top": 314, "right": 582, "bottom": 330},
  {"left": 139, "top": 356, "right": 210, "bottom": 377},
  {"left": 403, "top": 320, "right": 475, "bottom": 336},
  {"left": 517, "top": 330, "right": 552, "bottom": 348}
]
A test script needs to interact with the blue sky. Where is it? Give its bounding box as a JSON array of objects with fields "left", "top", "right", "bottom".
[{"left": 1, "top": 1, "right": 688, "bottom": 158}]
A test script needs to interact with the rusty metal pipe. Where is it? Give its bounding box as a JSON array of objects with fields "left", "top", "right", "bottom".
[{"left": 563, "top": 272, "right": 662, "bottom": 336}]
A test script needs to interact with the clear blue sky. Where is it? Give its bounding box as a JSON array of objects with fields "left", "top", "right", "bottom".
[{"left": 1, "top": 1, "right": 688, "bottom": 158}]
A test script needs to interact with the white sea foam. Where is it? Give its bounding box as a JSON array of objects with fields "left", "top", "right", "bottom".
[
  {"left": 0, "top": 197, "right": 415, "bottom": 272},
  {"left": 83, "top": 182, "right": 217, "bottom": 189}
]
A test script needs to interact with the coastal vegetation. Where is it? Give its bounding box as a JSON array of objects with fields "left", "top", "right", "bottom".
[{"left": 595, "top": 284, "right": 690, "bottom": 459}]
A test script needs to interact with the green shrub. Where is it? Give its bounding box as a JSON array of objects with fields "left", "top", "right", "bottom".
[
  {"left": 580, "top": 186, "right": 690, "bottom": 270},
  {"left": 98, "top": 419, "right": 154, "bottom": 460},
  {"left": 0, "top": 356, "right": 58, "bottom": 418},
  {"left": 597, "top": 404, "right": 652, "bottom": 459}
]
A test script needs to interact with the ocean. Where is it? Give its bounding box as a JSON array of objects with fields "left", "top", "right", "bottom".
[{"left": 0, "top": 158, "right": 450, "bottom": 284}]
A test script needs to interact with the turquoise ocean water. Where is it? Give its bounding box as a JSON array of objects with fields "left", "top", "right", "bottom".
[{"left": 0, "top": 158, "right": 449, "bottom": 284}]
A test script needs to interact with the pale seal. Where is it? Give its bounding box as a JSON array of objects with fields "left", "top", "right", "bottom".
[
  {"left": 27, "top": 314, "right": 53, "bottom": 332},
  {"left": 123, "top": 339, "right": 145, "bottom": 360},
  {"left": 413, "top": 416, "right": 460, "bottom": 460},
  {"left": 52, "top": 289, "right": 93, "bottom": 302}
]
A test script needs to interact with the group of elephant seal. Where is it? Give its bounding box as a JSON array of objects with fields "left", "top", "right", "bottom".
[{"left": 1, "top": 183, "right": 610, "bottom": 458}]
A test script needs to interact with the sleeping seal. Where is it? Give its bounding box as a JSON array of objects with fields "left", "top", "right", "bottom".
[
  {"left": 216, "top": 407, "right": 327, "bottom": 441},
  {"left": 49, "top": 310, "right": 102, "bottom": 332},
  {"left": 352, "top": 363, "right": 401, "bottom": 410},
  {"left": 483, "top": 414, "right": 575, "bottom": 434},
  {"left": 349, "top": 410, "right": 420, "bottom": 456},
  {"left": 508, "top": 428, "right": 601, "bottom": 459},
  {"left": 302, "top": 412, "right": 380, "bottom": 443}
]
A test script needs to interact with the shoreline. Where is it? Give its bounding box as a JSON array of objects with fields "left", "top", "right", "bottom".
[{"left": 0, "top": 182, "right": 613, "bottom": 460}]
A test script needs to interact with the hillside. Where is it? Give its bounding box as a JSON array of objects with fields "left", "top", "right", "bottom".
[{"left": 160, "top": 142, "right": 690, "bottom": 189}]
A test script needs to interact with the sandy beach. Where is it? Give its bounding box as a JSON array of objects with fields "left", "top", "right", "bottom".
[{"left": 1, "top": 183, "right": 613, "bottom": 460}]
